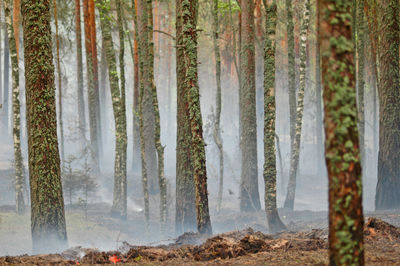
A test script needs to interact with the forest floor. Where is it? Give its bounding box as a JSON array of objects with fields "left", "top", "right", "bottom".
[{"left": 0, "top": 203, "right": 399, "bottom": 265}]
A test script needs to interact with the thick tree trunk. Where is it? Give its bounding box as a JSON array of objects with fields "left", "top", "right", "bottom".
[
  {"left": 239, "top": 0, "right": 261, "bottom": 212},
  {"left": 22, "top": 0, "right": 68, "bottom": 253},
  {"left": 53, "top": 0, "right": 65, "bottom": 163},
  {"left": 75, "top": 0, "right": 86, "bottom": 140},
  {"left": 284, "top": 0, "right": 311, "bottom": 210},
  {"left": 375, "top": 0, "right": 400, "bottom": 210},
  {"left": 263, "top": 0, "right": 286, "bottom": 233},
  {"left": 212, "top": 0, "right": 224, "bottom": 212},
  {"left": 83, "top": 0, "right": 99, "bottom": 170},
  {"left": 98, "top": 0, "right": 128, "bottom": 219},
  {"left": 5, "top": 0, "right": 25, "bottom": 214},
  {"left": 319, "top": 0, "right": 364, "bottom": 264}
]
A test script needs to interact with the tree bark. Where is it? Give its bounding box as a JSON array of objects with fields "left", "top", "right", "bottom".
[
  {"left": 3, "top": 23, "right": 10, "bottom": 129},
  {"left": 212, "top": 0, "right": 224, "bottom": 213},
  {"left": 284, "top": 0, "right": 311, "bottom": 210},
  {"left": 75, "top": 0, "right": 86, "bottom": 140},
  {"left": 319, "top": 0, "right": 364, "bottom": 264},
  {"left": 5, "top": 0, "right": 25, "bottom": 214},
  {"left": 239, "top": 0, "right": 261, "bottom": 212},
  {"left": 98, "top": 0, "right": 128, "bottom": 219},
  {"left": 263, "top": 0, "right": 286, "bottom": 233},
  {"left": 22, "top": 0, "right": 68, "bottom": 253},
  {"left": 375, "top": 0, "right": 400, "bottom": 210}
]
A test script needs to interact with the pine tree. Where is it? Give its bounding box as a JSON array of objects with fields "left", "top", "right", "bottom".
[
  {"left": 239, "top": 0, "right": 261, "bottom": 212},
  {"left": 319, "top": 0, "right": 364, "bottom": 264},
  {"left": 22, "top": 0, "right": 68, "bottom": 253}
]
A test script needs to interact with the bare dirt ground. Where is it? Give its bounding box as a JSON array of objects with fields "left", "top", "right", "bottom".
[{"left": 0, "top": 205, "right": 399, "bottom": 265}]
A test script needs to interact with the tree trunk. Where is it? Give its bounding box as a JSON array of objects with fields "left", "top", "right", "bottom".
[
  {"left": 137, "top": 0, "right": 159, "bottom": 196},
  {"left": 285, "top": 0, "right": 296, "bottom": 158},
  {"left": 75, "top": 0, "right": 86, "bottom": 140},
  {"left": 239, "top": 0, "right": 261, "bottom": 212},
  {"left": 53, "top": 0, "right": 65, "bottom": 163},
  {"left": 356, "top": 0, "right": 365, "bottom": 165},
  {"left": 375, "top": 0, "right": 400, "bottom": 210},
  {"left": 83, "top": 0, "right": 99, "bottom": 170},
  {"left": 175, "top": 0, "right": 199, "bottom": 235},
  {"left": 178, "top": 0, "right": 212, "bottom": 235},
  {"left": 22, "top": 0, "right": 68, "bottom": 253},
  {"left": 3, "top": 24, "right": 10, "bottom": 129},
  {"left": 284, "top": 0, "right": 311, "bottom": 210},
  {"left": 98, "top": 0, "right": 128, "bottom": 219},
  {"left": 212, "top": 0, "right": 224, "bottom": 213},
  {"left": 263, "top": 0, "right": 286, "bottom": 233},
  {"left": 5, "top": 0, "right": 25, "bottom": 214},
  {"left": 319, "top": 0, "right": 364, "bottom": 264}
]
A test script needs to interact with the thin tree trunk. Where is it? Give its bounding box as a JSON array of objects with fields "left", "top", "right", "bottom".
[
  {"left": 175, "top": 0, "right": 196, "bottom": 235},
  {"left": 239, "top": 0, "right": 261, "bottom": 212},
  {"left": 357, "top": 0, "right": 365, "bottom": 165},
  {"left": 3, "top": 24, "right": 10, "bottom": 129},
  {"left": 319, "top": 0, "right": 364, "bottom": 264},
  {"left": 5, "top": 0, "right": 25, "bottom": 214},
  {"left": 83, "top": 0, "right": 99, "bottom": 170},
  {"left": 98, "top": 0, "right": 128, "bottom": 219},
  {"left": 375, "top": 0, "right": 400, "bottom": 210},
  {"left": 75, "top": 0, "right": 86, "bottom": 140},
  {"left": 145, "top": 0, "right": 167, "bottom": 233},
  {"left": 0, "top": 4, "right": 2, "bottom": 111},
  {"left": 285, "top": 0, "right": 296, "bottom": 156},
  {"left": 53, "top": 0, "right": 64, "bottom": 163},
  {"left": 284, "top": 0, "right": 311, "bottom": 210},
  {"left": 22, "top": 0, "right": 68, "bottom": 253},
  {"left": 263, "top": 0, "right": 286, "bottom": 233},
  {"left": 212, "top": 0, "right": 224, "bottom": 213}
]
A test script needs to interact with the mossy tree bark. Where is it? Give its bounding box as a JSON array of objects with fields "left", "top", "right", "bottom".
[
  {"left": 22, "top": 0, "right": 68, "bottom": 253},
  {"left": 263, "top": 0, "right": 286, "bottom": 233},
  {"left": 53, "top": 0, "right": 65, "bottom": 163},
  {"left": 97, "top": 0, "right": 128, "bottom": 219},
  {"left": 285, "top": 0, "right": 296, "bottom": 159},
  {"left": 375, "top": 0, "right": 400, "bottom": 210},
  {"left": 178, "top": 0, "right": 212, "bottom": 235},
  {"left": 175, "top": 0, "right": 196, "bottom": 235},
  {"left": 75, "top": 0, "right": 86, "bottom": 140},
  {"left": 5, "top": 0, "right": 25, "bottom": 214},
  {"left": 137, "top": 0, "right": 159, "bottom": 197},
  {"left": 212, "top": 0, "right": 224, "bottom": 213},
  {"left": 319, "top": 0, "right": 364, "bottom": 264},
  {"left": 83, "top": 0, "right": 100, "bottom": 170},
  {"left": 284, "top": 0, "right": 311, "bottom": 210},
  {"left": 239, "top": 0, "right": 261, "bottom": 212}
]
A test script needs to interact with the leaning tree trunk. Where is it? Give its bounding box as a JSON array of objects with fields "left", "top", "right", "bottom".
[
  {"left": 5, "top": 0, "right": 25, "bottom": 214},
  {"left": 239, "top": 0, "right": 261, "bottom": 212},
  {"left": 22, "top": 0, "right": 68, "bottom": 253},
  {"left": 53, "top": 0, "right": 65, "bottom": 163},
  {"left": 375, "top": 0, "right": 400, "bottom": 210},
  {"left": 98, "top": 0, "right": 128, "bottom": 219},
  {"left": 175, "top": 0, "right": 196, "bottom": 235},
  {"left": 144, "top": 0, "right": 167, "bottom": 233},
  {"left": 263, "top": 0, "right": 286, "bottom": 233},
  {"left": 83, "top": 0, "right": 99, "bottom": 170},
  {"left": 319, "top": 0, "right": 364, "bottom": 264},
  {"left": 75, "top": 0, "right": 86, "bottom": 140},
  {"left": 212, "top": 0, "right": 224, "bottom": 213},
  {"left": 284, "top": 0, "right": 311, "bottom": 210},
  {"left": 285, "top": 0, "right": 296, "bottom": 160},
  {"left": 179, "top": 0, "right": 212, "bottom": 235}
]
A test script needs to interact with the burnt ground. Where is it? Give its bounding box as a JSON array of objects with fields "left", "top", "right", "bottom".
[{"left": 0, "top": 205, "right": 399, "bottom": 265}]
